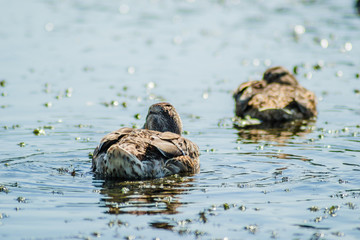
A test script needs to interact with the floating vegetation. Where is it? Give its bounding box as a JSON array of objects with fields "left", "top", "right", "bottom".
[
  {"left": 8, "top": 124, "right": 21, "bottom": 129},
  {"left": 345, "top": 202, "right": 356, "bottom": 209},
  {"left": 331, "top": 231, "right": 344, "bottom": 237},
  {"left": 325, "top": 205, "right": 340, "bottom": 217},
  {"left": 1, "top": 1, "right": 360, "bottom": 239},
  {"left": 198, "top": 210, "right": 208, "bottom": 223},
  {"left": 52, "top": 190, "right": 64, "bottom": 195},
  {"left": 16, "top": 197, "right": 27, "bottom": 203},
  {"left": 43, "top": 83, "right": 51, "bottom": 93},
  {"left": 205, "top": 148, "right": 216, "bottom": 152},
  {"left": 57, "top": 167, "right": 77, "bottom": 177},
  {"left": 101, "top": 100, "right": 119, "bottom": 107},
  {"left": 239, "top": 205, "right": 246, "bottom": 211},
  {"left": 187, "top": 114, "right": 201, "bottom": 120},
  {"left": 75, "top": 124, "right": 92, "bottom": 128},
  {"left": 0, "top": 185, "right": 10, "bottom": 193},
  {"left": 0, "top": 80, "right": 6, "bottom": 87},
  {"left": 75, "top": 137, "right": 90, "bottom": 142},
  {"left": 244, "top": 224, "right": 258, "bottom": 234},
  {"left": 231, "top": 116, "right": 262, "bottom": 128},
  {"left": 125, "top": 235, "right": 136, "bottom": 240},
  {"left": 65, "top": 88, "right": 73, "bottom": 97},
  {"left": 311, "top": 232, "right": 325, "bottom": 239},
  {"left": 83, "top": 66, "right": 94, "bottom": 72},
  {"left": 223, "top": 203, "right": 230, "bottom": 210},
  {"left": 55, "top": 88, "right": 73, "bottom": 99},
  {"left": 308, "top": 206, "right": 320, "bottom": 212},
  {"left": 313, "top": 62, "right": 324, "bottom": 71},
  {"left": 120, "top": 187, "right": 129, "bottom": 194},
  {"left": 338, "top": 179, "right": 348, "bottom": 184},
  {"left": 134, "top": 113, "right": 141, "bottom": 120},
  {"left": 44, "top": 102, "right": 52, "bottom": 108},
  {"left": 293, "top": 65, "right": 299, "bottom": 74},
  {"left": 33, "top": 128, "right": 46, "bottom": 136},
  {"left": 0, "top": 213, "right": 9, "bottom": 219},
  {"left": 107, "top": 219, "right": 129, "bottom": 228},
  {"left": 91, "top": 232, "right": 101, "bottom": 237}
]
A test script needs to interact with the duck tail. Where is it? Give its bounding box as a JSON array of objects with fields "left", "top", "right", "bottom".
[
  {"left": 164, "top": 156, "right": 200, "bottom": 176},
  {"left": 95, "top": 145, "right": 145, "bottom": 179}
]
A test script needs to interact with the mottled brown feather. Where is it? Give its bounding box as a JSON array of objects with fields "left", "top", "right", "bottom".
[
  {"left": 233, "top": 66, "right": 317, "bottom": 122},
  {"left": 92, "top": 103, "right": 199, "bottom": 179}
]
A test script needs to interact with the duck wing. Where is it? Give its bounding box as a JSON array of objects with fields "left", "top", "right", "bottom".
[
  {"left": 93, "top": 127, "right": 133, "bottom": 160},
  {"left": 250, "top": 84, "right": 296, "bottom": 110},
  {"left": 140, "top": 130, "right": 199, "bottom": 159},
  {"left": 93, "top": 128, "right": 199, "bottom": 176},
  {"left": 157, "top": 131, "right": 200, "bottom": 174},
  {"left": 240, "top": 84, "right": 297, "bottom": 121}
]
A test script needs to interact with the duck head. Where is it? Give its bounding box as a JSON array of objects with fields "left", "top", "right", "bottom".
[
  {"left": 143, "top": 102, "right": 183, "bottom": 135},
  {"left": 263, "top": 66, "right": 298, "bottom": 86}
]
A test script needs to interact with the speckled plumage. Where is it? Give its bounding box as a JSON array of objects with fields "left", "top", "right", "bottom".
[
  {"left": 92, "top": 103, "right": 199, "bottom": 179},
  {"left": 233, "top": 66, "right": 317, "bottom": 122}
]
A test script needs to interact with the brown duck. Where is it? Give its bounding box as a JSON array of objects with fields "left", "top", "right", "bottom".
[
  {"left": 92, "top": 102, "right": 199, "bottom": 179},
  {"left": 233, "top": 66, "right": 317, "bottom": 122}
]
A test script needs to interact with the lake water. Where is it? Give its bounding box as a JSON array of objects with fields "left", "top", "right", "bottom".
[{"left": 1, "top": 0, "right": 360, "bottom": 239}]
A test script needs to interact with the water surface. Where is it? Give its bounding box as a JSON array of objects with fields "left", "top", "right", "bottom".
[{"left": 1, "top": 0, "right": 360, "bottom": 239}]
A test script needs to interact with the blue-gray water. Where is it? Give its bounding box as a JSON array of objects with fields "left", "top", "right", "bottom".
[{"left": 1, "top": 0, "right": 360, "bottom": 239}]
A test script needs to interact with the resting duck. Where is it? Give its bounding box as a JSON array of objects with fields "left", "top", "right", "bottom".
[
  {"left": 233, "top": 66, "right": 317, "bottom": 122},
  {"left": 92, "top": 102, "right": 199, "bottom": 179}
]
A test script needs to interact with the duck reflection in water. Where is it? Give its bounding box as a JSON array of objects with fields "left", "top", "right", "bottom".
[
  {"left": 95, "top": 175, "right": 195, "bottom": 215},
  {"left": 235, "top": 120, "right": 315, "bottom": 144}
]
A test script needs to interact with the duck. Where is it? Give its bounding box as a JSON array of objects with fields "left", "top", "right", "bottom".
[
  {"left": 233, "top": 66, "right": 317, "bottom": 123},
  {"left": 92, "top": 102, "right": 200, "bottom": 179}
]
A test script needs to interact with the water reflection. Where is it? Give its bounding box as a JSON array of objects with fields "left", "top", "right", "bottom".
[
  {"left": 237, "top": 125, "right": 312, "bottom": 143},
  {"left": 96, "top": 175, "right": 195, "bottom": 215},
  {"left": 235, "top": 120, "right": 315, "bottom": 143}
]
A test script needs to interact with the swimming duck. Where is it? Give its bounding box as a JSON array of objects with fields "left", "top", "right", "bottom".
[
  {"left": 233, "top": 66, "right": 317, "bottom": 122},
  {"left": 92, "top": 102, "right": 200, "bottom": 179}
]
